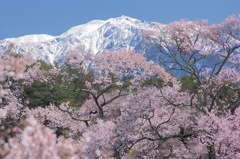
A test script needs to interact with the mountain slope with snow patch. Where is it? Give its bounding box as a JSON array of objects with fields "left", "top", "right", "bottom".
[{"left": 0, "top": 16, "right": 160, "bottom": 64}]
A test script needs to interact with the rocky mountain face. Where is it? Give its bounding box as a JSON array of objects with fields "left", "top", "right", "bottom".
[{"left": 0, "top": 16, "right": 160, "bottom": 65}]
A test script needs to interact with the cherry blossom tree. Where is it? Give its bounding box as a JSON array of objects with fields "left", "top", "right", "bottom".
[
  {"left": 196, "top": 107, "right": 240, "bottom": 158},
  {"left": 4, "top": 116, "right": 84, "bottom": 159},
  {"left": 109, "top": 84, "right": 198, "bottom": 158},
  {"left": 205, "top": 15, "right": 240, "bottom": 113},
  {"left": 81, "top": 49, "right": 175, "bottom": 119},
  {"left": 145, "top": 15, "right": 240, "bottom": 114}
]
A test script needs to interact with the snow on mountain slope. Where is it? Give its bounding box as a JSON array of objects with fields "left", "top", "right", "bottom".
[
  {"left": 0, "top": 16, "right": 159, "bottom": 65},
  {"left": 4, "top": 34, "right": 56, "bottom": 43},
  {"left": 59, "top": 20, "right": 105, "bottom": 38}
]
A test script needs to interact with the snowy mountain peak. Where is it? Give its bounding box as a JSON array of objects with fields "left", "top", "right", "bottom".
[
  {"left": 0, "top": 16, "right": 158, "bottom": 65},
  {"left": 60, "top": 16, "right": 145, "bottom": 38},
  {"left": 60, "top": 20, "right": 106, "bottom": 38},
  {"left": 109, "top": 15, "right": 139, "bottom": 23}
]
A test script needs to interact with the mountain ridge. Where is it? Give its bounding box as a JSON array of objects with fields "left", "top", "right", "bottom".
[{"left": 0, "top": 16, "right": 160, "bottom": 64}]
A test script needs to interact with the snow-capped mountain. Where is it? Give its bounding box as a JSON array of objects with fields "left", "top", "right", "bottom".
[{"left": 0, "top": 16, "right": 160, "bottom": 65}]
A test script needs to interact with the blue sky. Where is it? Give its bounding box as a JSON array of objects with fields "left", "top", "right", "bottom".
[{"left": 0, "top": 0, "right": 239, "bottom": 40}]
